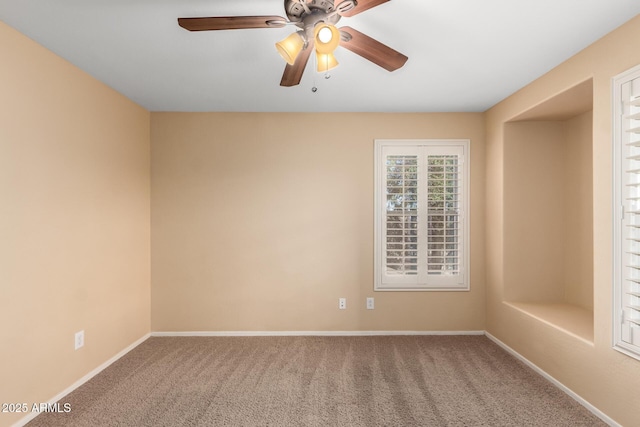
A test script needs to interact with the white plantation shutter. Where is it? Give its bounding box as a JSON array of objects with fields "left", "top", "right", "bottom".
[
  {"left": 375, "top": 140, "right": 469, "bottom": 291},
  {"left": 385, "top": 153, "right": 420, "bottom": 279},
  {"left": 614, "top": 65, "right": 640, "bottom": 360},
  {"left": 426, "top": 153, "right": 462, "bottom": 277}
]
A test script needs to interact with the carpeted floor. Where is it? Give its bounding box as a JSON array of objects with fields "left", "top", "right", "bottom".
[{"left": 27, "top": 335, "right": 606, "bottom": 426}]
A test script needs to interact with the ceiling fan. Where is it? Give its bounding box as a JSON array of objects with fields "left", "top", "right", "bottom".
[{"left": 178, "top": 0, "right": 408, "bottom": 87}]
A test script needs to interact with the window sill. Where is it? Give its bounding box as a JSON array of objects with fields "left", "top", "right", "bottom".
[{"left": 504, "top": 301, "right": 594, "bottom": 345}]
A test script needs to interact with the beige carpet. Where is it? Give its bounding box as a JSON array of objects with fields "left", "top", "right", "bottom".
[{"left": 28, "top": 335, "right": 606, "bottom": 426}]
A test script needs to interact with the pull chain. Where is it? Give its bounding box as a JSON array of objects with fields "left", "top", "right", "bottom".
[
  {"left": 311, "top": 52, "right": 332, "bottom": 92},
  {"left": 311, "top": 51, "right": 318, "bottom": 92}
]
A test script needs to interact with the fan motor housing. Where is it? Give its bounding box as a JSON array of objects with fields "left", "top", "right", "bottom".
[{"left": 285, "top": 0, "right": 341, "bottom": 27}]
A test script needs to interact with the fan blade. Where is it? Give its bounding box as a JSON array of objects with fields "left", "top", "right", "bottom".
[
  {"left": 280, "top": 41, "right": 314, "bottom": 87},
  {"left": 178, "top": 16, "right": 286, "bottom": 31},
  {"left": 338, "top": 0, "right": 389, "bottom": 17},
  {"left": 339, "top": 26, "right": 407, "bottom": 71}
]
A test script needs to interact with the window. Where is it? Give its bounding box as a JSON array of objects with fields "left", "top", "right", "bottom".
[
  {"left": 613, "top": 64, "right": 640, "bottom": 360},
  {"left": 374, "top": 139, "right": 469, "bottom": 291}
]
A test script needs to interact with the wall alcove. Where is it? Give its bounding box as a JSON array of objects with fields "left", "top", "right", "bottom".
[{"left": 503, "top": 79, "right": 594, "bottom": 343}]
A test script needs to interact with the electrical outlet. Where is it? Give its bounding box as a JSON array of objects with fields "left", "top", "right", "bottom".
[
  {"left": 366, "top": 297, "right": 374, "bottom": 310},
  {"left": 74, "top": 330, "right": 84, "bottom": 350},
  {"left": 339, "top": 298, "right": 346, "bottom": 309}
]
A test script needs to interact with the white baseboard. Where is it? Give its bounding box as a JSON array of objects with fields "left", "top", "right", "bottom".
[
  {"left": 150, "top": 330, "right": 486, "bottom": 337},
  {"left": 13, "top": 333, "right": 151, "bottom": 427},
  {"left": 484, "top": 332, "right": 619, "bottom": 427}
]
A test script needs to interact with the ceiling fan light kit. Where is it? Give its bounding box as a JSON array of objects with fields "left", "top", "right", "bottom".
[
  {"left": 178, "top": 0, "right": 408, "bottom": 87},
  {"left": 313, "top": 23, "right": 340, "bottom": 71},
  {"left": 316, "top": 51, "right": 339, "bottom": 72},
  {"left": 276, "top": 31, "right": 306, "bottom": 65},
  {"left": 314, "top": 24, "right": 340, "bottom": 54}
]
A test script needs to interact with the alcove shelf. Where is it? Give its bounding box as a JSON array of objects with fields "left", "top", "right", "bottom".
[
  {"left": 503, "top": 79, "right": 594, "bottom": 344},
  {"left": 504, "top": 302, "right": 594, "bottom": 344}
]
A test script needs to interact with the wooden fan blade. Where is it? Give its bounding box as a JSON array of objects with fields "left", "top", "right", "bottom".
[
  {"left": 178, "top": 16, "right": 286, "bottom": 31},
  {"left": 280, "top": 41, "right": 314, "bottom": 87},
  {"left": 339, "top": 26, "right": 407, "bottom": 72},
  {"left": 338, "top": 0, "right": 389, "bottom": 17}
]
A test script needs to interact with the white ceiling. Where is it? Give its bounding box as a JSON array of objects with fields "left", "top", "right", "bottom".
[{"left": 1, "top": 0, "right": 639, "bottom": 112}]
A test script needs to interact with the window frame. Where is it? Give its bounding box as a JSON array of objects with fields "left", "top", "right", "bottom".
[{"left": 374, "top": 139, "right": 470, "bottom": 292}]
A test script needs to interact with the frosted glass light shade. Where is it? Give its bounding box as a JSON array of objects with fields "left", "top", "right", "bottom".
[
  {"left": 314, "top": 24, "right": 340, "bottom": 55},
  {"left": 276, "top": 32, "right": 304, "bottom": 65},
  {"left": 316, "top": 52, "right": 338, "bottom": 72}
]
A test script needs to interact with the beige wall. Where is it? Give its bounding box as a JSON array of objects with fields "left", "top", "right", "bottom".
[
  {"left": 503, "top": 120, "right": 567, "bottom": 303},
  {"left": 485, "top": 15, "right": 640, "bottom": 426},
  {"left": 502, "top": 111, "right": 593, "bottom": 308},
  {"left": 151, "top": 113, "right": 486, "bottom": 332},
  {"left": 563, "top": 111, "right": 594, "bottom": 309},
  {"left": 0, "top": 21, "right": 150, "bottom": 427}
]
